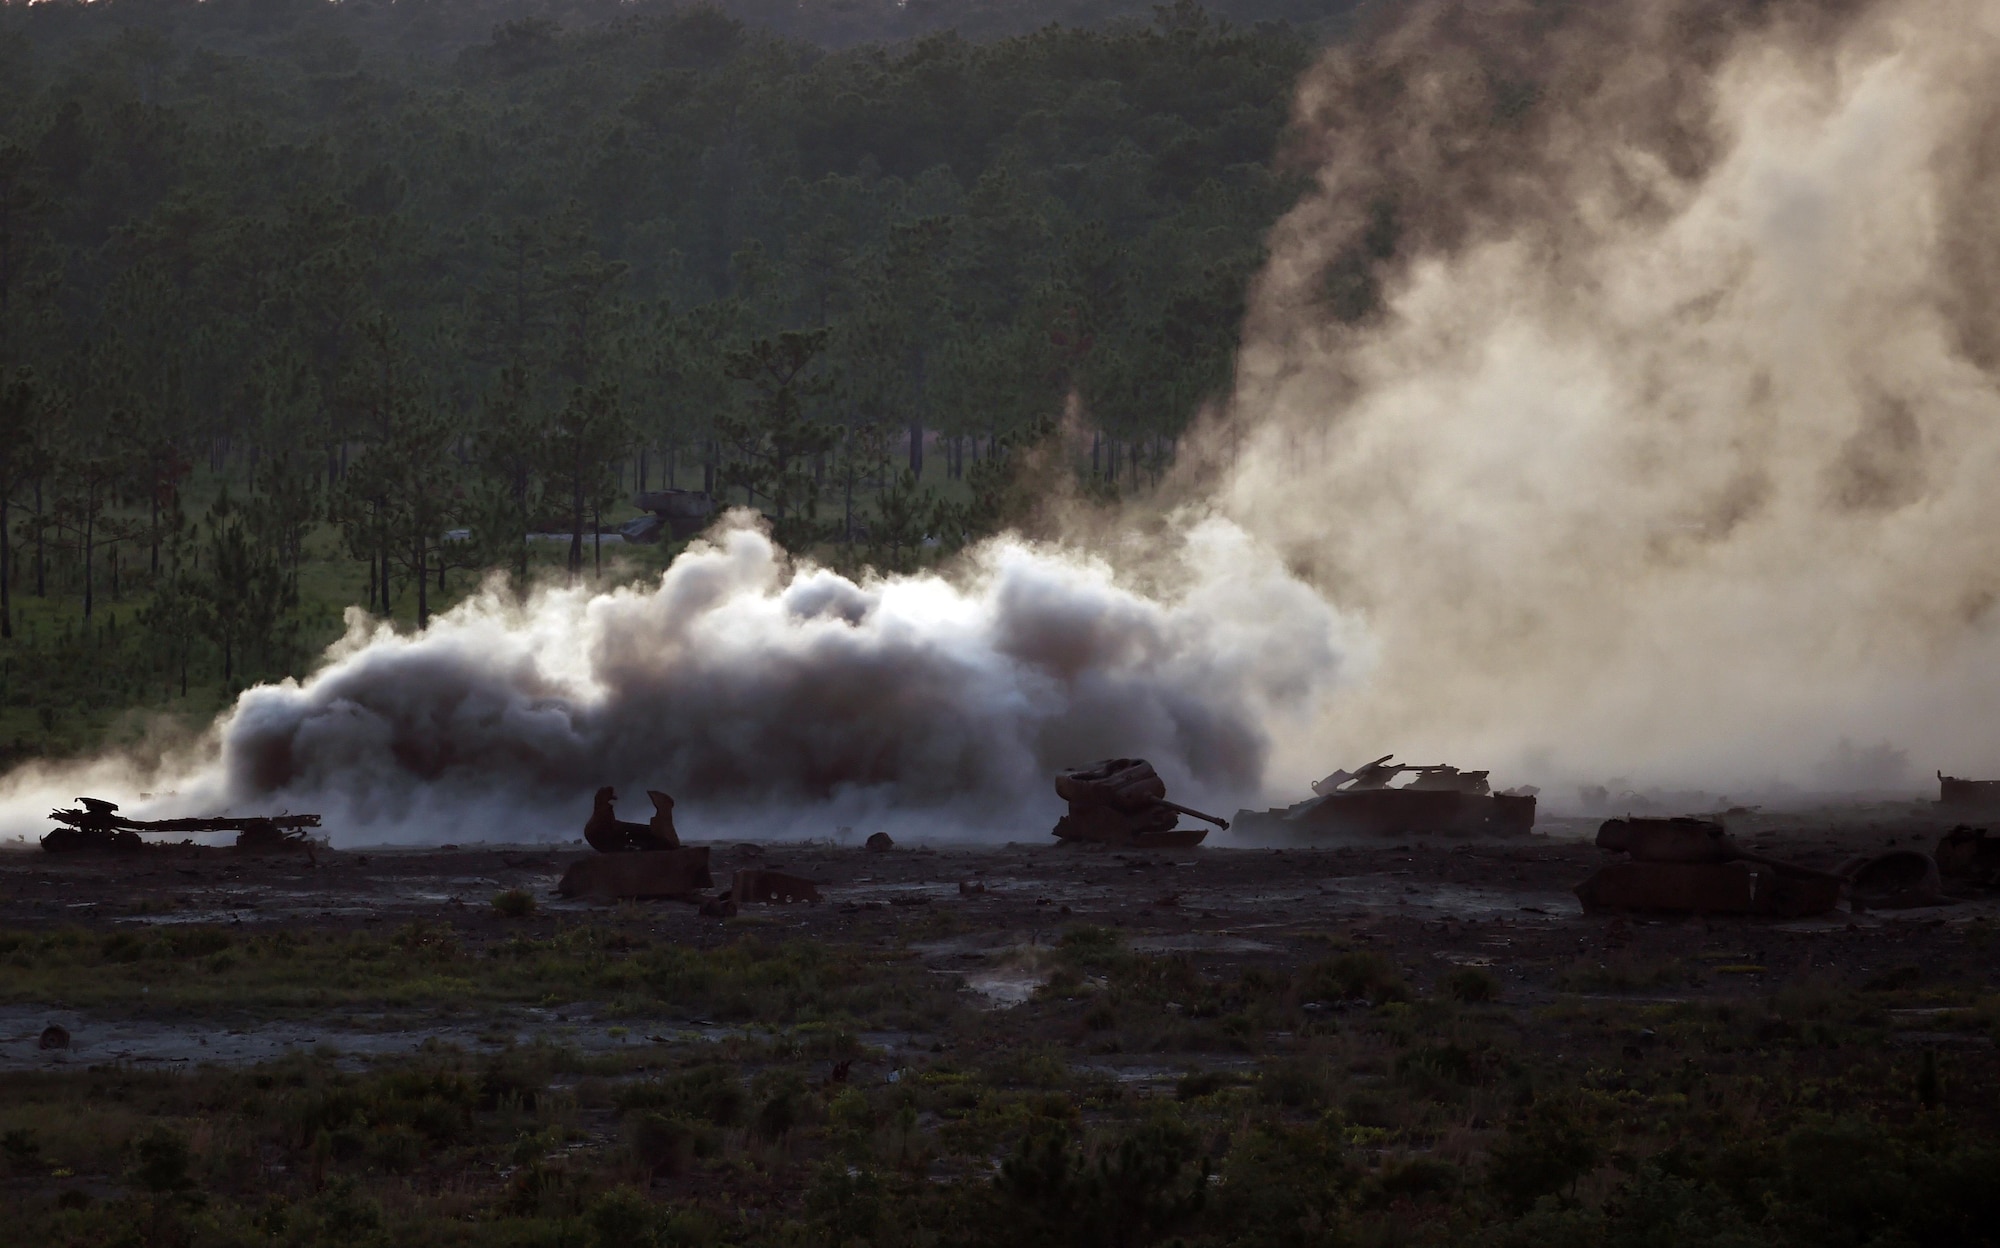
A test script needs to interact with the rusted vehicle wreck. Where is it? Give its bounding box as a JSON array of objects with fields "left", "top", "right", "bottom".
[
  {"left": 1576, "top": 816, "right": 1844, "bottom": 917},
  {"left": 1937, "top": 771, "right": 2000, "bottom": 811},
  {"left": 1052, "top": 759, "right": 1228, "bottom": 848},
  {"left": 559, "top": 787, "right": 713, "bottom": 900},
  {"left": 41, "top": 798, "right": 322, "bottom": 854},
  {"left": 1232, "top": 756, "right": 1537, "bottom": 838}
]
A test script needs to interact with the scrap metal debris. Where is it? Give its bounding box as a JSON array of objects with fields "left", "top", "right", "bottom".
[
  {"left": 1576, "top": 816, "right": 1842, "bottom": 917},
  {"left": 1051, "top": 759, "right": 1226, "bottom": 849},
  {"left": 41, "top": 798, "right": 322, "bottom": 855},
  {"left": 1233, "top": 755, "right": 1537, "bottom": 838}
]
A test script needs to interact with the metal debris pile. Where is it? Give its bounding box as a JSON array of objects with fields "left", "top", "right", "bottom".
[
  {"left": 1051, "top": 759, "right": 1226, "bottom": 849},
  {"left": 1233, "top": 755, "right": 1538, "bottom": 838},
  {"left": 41, "top": 798, "right": 322, "bottom": 855}
]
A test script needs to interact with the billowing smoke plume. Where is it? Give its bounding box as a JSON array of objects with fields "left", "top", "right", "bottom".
[
  {"left": 8, "top": 0, "right": 1995, "bottom": 840},
  {"left": 1215, "top": 0, "right": 2000, "bottom": 794},
  {"left": 0, "top": 516, "right": 1345, "bottom": 842}
]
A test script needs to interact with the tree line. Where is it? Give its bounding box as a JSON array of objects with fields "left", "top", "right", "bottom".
[{"left": 0, "top": 0, "right": 1326, "bottom": 745}]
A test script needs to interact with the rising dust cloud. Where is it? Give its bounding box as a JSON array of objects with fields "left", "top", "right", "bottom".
[
  {"left": 7, "top": 0, "right": 1998, "bottom": 843},
  {"left": 1217, "top": 0, "right": 2000, "bottom": 798}
]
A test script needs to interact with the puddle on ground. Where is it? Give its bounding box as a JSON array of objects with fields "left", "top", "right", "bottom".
[
  {"left": 961, "top": 969, "right": 1049, "bottom": 1008},
  {"left": 953, "top": 944, "right": 1057, "bottom": 1008}
]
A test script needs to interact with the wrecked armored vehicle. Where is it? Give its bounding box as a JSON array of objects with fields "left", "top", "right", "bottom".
[
  {"left": 1052, "top": 759, "right": 1228, "bottom": 849},
  {"left": 626, "top": 489, "right": 717, "bottom": 543},
  {"left": 1576, "top": 816, "right": 1843, "bottom": 917},
  {"left": 1231, "top": 756, "right": 1537, "bottom": 838},
  {"left": 1937, "top": 772, "right": 2000, "bottom": 811},
  {"left": 560, "top": 786, "right": 714, "bottom": 900},
  {"left": 41, "top": 798, "right": 322, "bottom": 855}
]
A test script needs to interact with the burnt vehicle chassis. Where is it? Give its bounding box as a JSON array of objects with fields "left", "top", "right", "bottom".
[{"left": 1233, "top": 756, "right": 1537, "bottom": 838}]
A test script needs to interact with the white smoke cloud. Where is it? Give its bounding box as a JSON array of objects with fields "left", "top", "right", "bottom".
[
  {"left": 11, "top": 0, "right": 1996, "bottom": 842},
  {"left": 0, "top": 513, "right": 1353, "bottom": 844},
  {"left": 1215, "top": 0, "right": 2000, "bottom": 796}
]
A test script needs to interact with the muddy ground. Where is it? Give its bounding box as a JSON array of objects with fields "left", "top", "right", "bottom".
[{"left": 4, "top": 801, "right": 1994, "bottom": 1071}]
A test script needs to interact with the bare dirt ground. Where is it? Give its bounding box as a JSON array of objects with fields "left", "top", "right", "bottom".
[{"left": 4, "top": 800, "right": 1993, "bottom": 1071}]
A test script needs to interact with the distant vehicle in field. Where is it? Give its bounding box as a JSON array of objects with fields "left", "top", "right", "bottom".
[
  {"left": 621, "top": 489, "right": 717, "bottom": 543},
  {"left": 1232, "top": 755, "right": 1537, "bottom": 838}
]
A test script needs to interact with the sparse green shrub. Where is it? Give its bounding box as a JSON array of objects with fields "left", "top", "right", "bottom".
[
  {"left": 994, "top": 1114, "right": 1208, "bottom": 1248},
  {"left": 628, "top": 1112, "right": 695, "bottom": 1177},
  {"left": 1344, "top": 1091, "right": 1392, "bottom": 1129},
  {"left": 127, "top": 1126, "right": 193, "bottom": 1195},
  {"left": 807, "top": 1162, "right": 888, "bottom": 1246},
  {"left": 162, "top": 928, "right": 232, "bottom": 958},
  {"left": 1396, "top": 1043, "right": 1477, "bottom": 1087},
  {"left": 99, "top": 932, "right": 146, "bottom": 964},
  {"left": 1362, "top": 1156, "right": 1460, "bottom": 1207},
  {"left": 366, "top": 1126, "right": 423, "bottom": 1176},
  {"left": 1058, "top": 925, "right": 1128, "bottom": 971},
  {"left": 1176, "top": 1071, "right": 1230, "bottom": 1101},
  {"left": 1257, "top": 1059, "right": 1330, "bottom": 1111},
  {"left": 1299, "top": 952, "right": 1408, "bottom": 1005},
  {"left": 500, "top": 1159, "right": 585, "bottom": 1218},
  {"left": 1210, "top": 1120, "right": 1356, "bottom": 1246},
  {"left": 491, "top": 889, "right": 538, "bottom": 919},
  {"left": 587, "top": 1186, "right": 660, "bottom": 1248},
  {"left": 1443, "top": 966, "right": 1499, "bottom": 1002},
  {"left": 1, "top": 1128, "right": 41, "bottom": 1175},
  {"left": 617, "top": 1065, "right": 746, "bottom": 1128},
  {"left": 754, "top": 1071, "right": 809, "bottom": 1142},
  {"left": 1486, "top": 1101, "right": 1601, "bottom": 1214}
]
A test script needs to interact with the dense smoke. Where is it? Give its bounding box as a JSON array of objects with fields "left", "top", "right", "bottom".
[
  {"left": 8, "top": 0, "right": 1995, "bottom": 840},
  {"left": 1215, "top": 0, "right": 2000, "bottom": 794},
  {"left": 0, "top": 516, "right": 1347, "bottom": 842}
]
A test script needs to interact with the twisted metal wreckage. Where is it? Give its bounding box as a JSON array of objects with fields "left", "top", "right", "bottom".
[{"left": 41, "top": 798, "right": 322, "bottom": 855}]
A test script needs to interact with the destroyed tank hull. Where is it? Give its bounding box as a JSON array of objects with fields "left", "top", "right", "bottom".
[
  {"left": 1576, "top": 861, "right": 1841, "bottom": 918},
  {"left": 1233, "top": 790, "right": 1536, "bottom": 838},
  {"left": 1937, "top": 773, "right": 2000, "bottom": 810},
  {"left": 1049, "top": 759, "right": 1221, "bottom": 848},
  {"left": 1052, "top": 805, "right": 1208, "bottom": 849}
]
